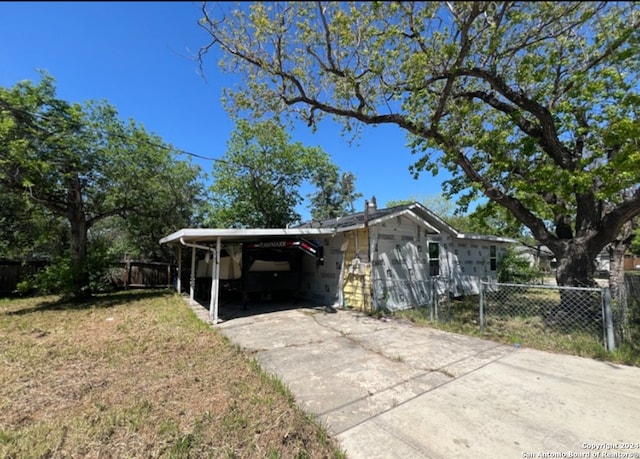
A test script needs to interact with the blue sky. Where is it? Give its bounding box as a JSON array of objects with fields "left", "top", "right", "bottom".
[{"left": 1, "top": 1, "right": 455, "bottom": 222}]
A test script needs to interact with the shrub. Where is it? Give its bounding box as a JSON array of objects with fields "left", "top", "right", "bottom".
[
  {"left": 16, "top": 237, "right": 120, "bottom": 295},
  {"left": 498, "top": 248, "right": 544, "bottom": 284}
]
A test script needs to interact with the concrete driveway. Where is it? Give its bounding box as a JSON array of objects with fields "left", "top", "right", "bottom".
[{"left": 195, "top": 300, "right": 640, "bottom": 458}]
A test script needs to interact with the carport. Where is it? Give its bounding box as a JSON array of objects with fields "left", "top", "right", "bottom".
[{"left": 159, "top": 228, "right": 336, "bottom": 324}]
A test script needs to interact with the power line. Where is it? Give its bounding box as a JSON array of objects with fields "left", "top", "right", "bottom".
[{"left": 0, "top": 98, "right": 219, "bottom": 162}]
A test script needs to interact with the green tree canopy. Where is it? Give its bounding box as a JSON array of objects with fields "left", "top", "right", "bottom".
[
  {"left": 0, "top": 189, "right": 67, "bottom": 260},
  {"left": 198, "top": 2, "right": 640, "bottom": 287},
  {"left": 309, "top": 167, "right": 361, "bottom": 221},
  {"left": 207, "top": 118, "right": 360, "bottom": 227},
  {"left": 0, "top": 74, "right": 205, "bottom": 295}
]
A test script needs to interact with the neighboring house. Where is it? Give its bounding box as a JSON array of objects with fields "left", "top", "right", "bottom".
[
  {"left": 514, "top": 243, "right": 611, "bottom": 275},
  {"left": 513, "top": 244, "right": 555, "bottom": 273},
  {"left": 160, "top": 200, "right": 517, "bottom": 323},
  {"left": 594, "top": 250, "right": 611, "bottom": 273}
]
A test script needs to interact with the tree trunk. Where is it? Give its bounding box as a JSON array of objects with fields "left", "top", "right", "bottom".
[
  {"left": 555, "top": 242, "right": 595, "bottom": 287},
  {"left": 64, "top": 169, "right": 92, "bottom": 298},
  {"left": 69, "top": 215, "right": 90, "bottom": 297},
  {"left": 609, "top": 244, "right": 628, "bottom": 343},
  {"left": 548, "top": 242, "right": 600, "bottom": 331}
]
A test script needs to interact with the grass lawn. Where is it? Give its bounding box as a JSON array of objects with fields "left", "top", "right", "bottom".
[
  {"left": 393, "top": 295, "right": 640, "bottom": 367},
  {"left": 0, "top": 290, "right": 344, "bottom": 459}
]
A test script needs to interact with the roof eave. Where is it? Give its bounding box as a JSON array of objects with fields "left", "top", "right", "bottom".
[{"left": 159, "top": 227, "right": 337, "bottom": 245}]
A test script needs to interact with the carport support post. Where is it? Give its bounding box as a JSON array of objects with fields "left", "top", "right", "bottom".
[
  {"left": 176, "top": 245, "right": 182, "bottom": 294},
  {"left": 189, "top": 246, "right": 196, "bottom": 301},
  {"left": 479, "top": 280, "right": 485, "bottom": 332},
  {"left": 209, "top": 237, "right": 221, "bottom": 325}
]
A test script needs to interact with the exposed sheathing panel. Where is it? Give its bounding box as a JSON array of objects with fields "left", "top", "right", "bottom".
[
  {"left": 300, "top": 235, "right": 345, "bottom": 305},
  {"left": 342, "top": 260, "right": 372, "bottom": 311},
  {"left": 341, "top": 228, "right": 373, "bottom": 311},
  {"left": 371, "top": 215, "right": 441, "bottom": 311},
  {"left": 449, "top": 242, "right": 506, "bottom": 295},
  {"left": 298, "top": 213, "right": 511, "bottom": 308}
]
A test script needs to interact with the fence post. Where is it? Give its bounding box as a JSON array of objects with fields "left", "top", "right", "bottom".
[
  {"left": 603, "top": 287, "right": 616, "bottom": 352},
  {"left": 434, "top": 278, "right": 439, "bottom": 321},
  {"left": 479, "top": 280, "right": 485, "bottom": 332},
  {"left": 126, "top": 260, "right": 132, "bottom": 290},
  {"left": 429, "top": 278, "right": 434, "bottom": 321}
]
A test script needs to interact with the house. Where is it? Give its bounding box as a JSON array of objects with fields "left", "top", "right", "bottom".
[
  {"left": 294, "top": 199, "right": 516, "bottom": 310},
  {"left": 513, "top": 244, "right": 555, "bottom": 273},
  {"left": 515, "top": 243, "right": 612, "bottom": 276},
  {"left": 159, "top": 200, "right": 516, "bottom": 323}
]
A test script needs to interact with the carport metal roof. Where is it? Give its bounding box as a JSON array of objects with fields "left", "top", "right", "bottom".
[{"left": 160, "top": 227, "right": 337, "bottom": 245}]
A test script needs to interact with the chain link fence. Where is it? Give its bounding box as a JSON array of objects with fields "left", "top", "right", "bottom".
[
  {"left": 372, "top": 277, "right": 451, "bottom": 319},
  {"left": 480, "top": 281, "right": 615, "bottom": 351},
  {"left": 372, "top": 277, "right": 619, "bottom": 353}
]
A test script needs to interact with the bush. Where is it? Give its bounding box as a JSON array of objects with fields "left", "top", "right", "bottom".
[
  {"left": 498, "top": 248, "right": 544, "bottom": 284},
  {"left": 16, "top": 255, "right": 75, "bottom": 295},
  {"left": 16, "top": 237, "right": 120, "bottom": 296}
]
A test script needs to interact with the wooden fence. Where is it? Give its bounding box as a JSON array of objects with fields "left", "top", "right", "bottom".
[
  {"left": 0, "top": 259, "right": 175, "bottom": 295},
  {"left": 624, "top": 255, "right": 640, "bottom": 272},
  {"left": 112, "top": 261, "right": 175, "bottom": 289},
  {"left": 0, "top": 259, "right": 49, "bottom": 295}
]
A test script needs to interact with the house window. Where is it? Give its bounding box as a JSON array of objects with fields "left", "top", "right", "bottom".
[
  {"left": 428, "top": 242, "right": 440, "bottom": 276},
  {"left": 490, "top": 245, "right": 497, "bottom": 271}
]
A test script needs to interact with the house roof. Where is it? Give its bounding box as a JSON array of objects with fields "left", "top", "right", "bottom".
[
  {"left": 514, "top": 243, "right": 555, "bottom": 257},
  {"left": 295, "top": 202, "right": 518, "bottom": 244},
  {"left": 295, "top": 202, "right": 444, "bottom": 233},
  {"left": 159, "top": 202, "right": 518, "bottom": 246}
]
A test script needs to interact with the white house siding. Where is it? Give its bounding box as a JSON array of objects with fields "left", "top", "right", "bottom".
[
  {"left": 298, "top": 210, "right": 512, "bottom": 309},
  {"left": 594, "top": 251, "right": 610, "bottom": 273}
]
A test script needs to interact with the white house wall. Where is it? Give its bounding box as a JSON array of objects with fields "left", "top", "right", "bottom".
[{"left": 370, "top": 215, "right": 509, "bottom": 308}]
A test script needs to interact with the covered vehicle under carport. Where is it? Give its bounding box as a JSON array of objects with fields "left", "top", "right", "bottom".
[{"left": 159, "top": 228, "right": 335, "bottom": 324}]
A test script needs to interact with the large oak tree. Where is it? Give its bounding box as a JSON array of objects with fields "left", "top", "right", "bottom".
[{"left": 198, "top": 1, "right": 640, "bottom": 287}]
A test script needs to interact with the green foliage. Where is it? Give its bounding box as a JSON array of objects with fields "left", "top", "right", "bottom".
[
  {"left": 17, "top": 236, "right": 120, "bottom": 295},
  {"left": 207, "top": 118, "right": 359, "bottom": 227},
  {"left": 17, "top": 256, "right": 73, "bottom": 296},
  {"left": 308, "top": 168, "right": 361, "bottom": 221},
  {"left": 199, "top": 2, "right": 640, "bottom": 286},
  {"left": 466, "top": 201, "right": 534, "bottom": 243},
  {"left": 497, "top": 248, "right": 544, "bottom": 284},
  {"left": 630, "top": 227, "right": 640, "bottom": 256},
  {"left": 0, "top": 190, "right": 67, "bottom": 259},
  {"left": 1, "top": 73, "right": 206, "bottom": 294}
]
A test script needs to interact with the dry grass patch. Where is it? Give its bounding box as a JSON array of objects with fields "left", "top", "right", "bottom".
[{"left": 0, "top": 290, "right": 344, "bottom": 458}]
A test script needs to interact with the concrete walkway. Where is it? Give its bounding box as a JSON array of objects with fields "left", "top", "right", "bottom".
[{"left": 189, "top": 299, "right": 640, "bottom": 458}]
